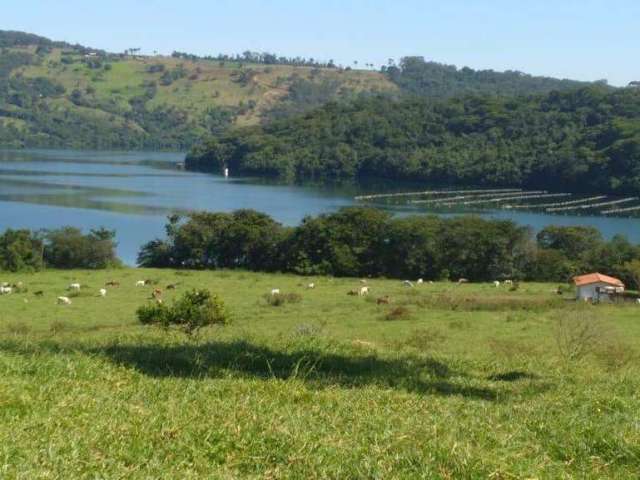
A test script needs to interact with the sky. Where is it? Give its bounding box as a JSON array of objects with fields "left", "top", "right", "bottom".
[{"left": 3, "top": 0, "right": 639, "bottom": 86}]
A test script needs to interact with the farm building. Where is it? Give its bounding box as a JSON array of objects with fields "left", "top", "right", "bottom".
[{"left": 573, "top": 273, "right": 625, "bottom": 302}]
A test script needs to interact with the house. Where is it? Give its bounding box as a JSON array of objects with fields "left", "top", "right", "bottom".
[{"left": 573, "top": 273, "right": 624, "bottom": 302}]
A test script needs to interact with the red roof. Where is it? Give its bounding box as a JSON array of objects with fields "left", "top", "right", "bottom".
[{"left": 573, "top": 273, "right": 624, "bottom": 288}]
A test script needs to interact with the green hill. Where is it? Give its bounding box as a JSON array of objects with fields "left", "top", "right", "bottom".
[
  {"left": 0, "top": 30, "right": 602, "bottom": 151},
  {"left": 186, "top": 87, "right": 640, "bottom": 195},
  {"left": 0, "top": 31, "right": 396, "bottom": 150}
]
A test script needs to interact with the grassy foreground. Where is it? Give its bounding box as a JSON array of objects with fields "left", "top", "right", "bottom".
[{"left": 1, "top": 269, "right": 639, "bottom": 478}]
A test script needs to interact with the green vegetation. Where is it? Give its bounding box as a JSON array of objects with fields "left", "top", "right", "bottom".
[
  {"left": 137, "top": 208, "right": 640, "bottom": 284},
  {"left": 137, "top": 288, "right": 230, "bottom": 335},
  {"left": 0, "top": 226, "right": 119, "bottom": 271},
  {"left": 1, "top": 30, "right": 609, "bottom": 152},
  {"left": 0, "top": 268, "right": 639, "bottom": 477},
  {"left": 187, "top": 87, "right": 640, "bottom": 194},
  {"left": 0, "top": 30, "right": 395, "bottom": 149},
  {"left": 382, "top": 56, "right": 595, "bottom": 98}
]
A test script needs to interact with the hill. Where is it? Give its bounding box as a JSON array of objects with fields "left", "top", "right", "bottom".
[
  {"left": 186, "top": 86, "right": 640, "bottom": 195},
  {"left": 0, "top": 30, "right": 601, "bottom": 151},
  {"left": 0, "top": 31, "right": 396, "bottom": 150}
]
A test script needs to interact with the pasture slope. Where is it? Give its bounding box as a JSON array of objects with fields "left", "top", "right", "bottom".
[{"left": 1, "top": 268, "right": 639, "bottom": 478}]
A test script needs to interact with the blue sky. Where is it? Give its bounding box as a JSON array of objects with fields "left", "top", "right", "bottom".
[{"left": 4, "top": 0, "right": 638, "bottom": 86}]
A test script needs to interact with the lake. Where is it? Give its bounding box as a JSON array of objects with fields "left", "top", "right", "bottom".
[{"left": 1, "top": 149, "right": 639, "bottom": 265}]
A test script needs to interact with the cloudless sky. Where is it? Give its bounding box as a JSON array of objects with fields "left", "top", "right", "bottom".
[{"left": 4, "top": 0, "right": 639, "bottom": 86}]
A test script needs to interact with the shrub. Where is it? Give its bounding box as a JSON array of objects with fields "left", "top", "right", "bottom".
[
  {"left": 384, "top": 306, "right": 412, "bottom": 321},
  {"left": 554, "top": 308, "right": 605, "bottom": 362},
  {"left": 5, "top": 322, "right": 30, "bottom": 335},
  {"left": 263, "top": 292, "right": 302, "bottom": 307},
  {"left": 137, "top": 289, "right": 230, "bottom": 335}
]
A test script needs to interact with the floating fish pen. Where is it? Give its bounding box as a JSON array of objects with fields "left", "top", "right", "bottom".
[
  {"left": 602, "top": 204, "right": 640, "bottom": 215},
  {"left": 354, "top": 188, "right": 640, "bottom": 218},
  {"left": 354, "top": 188, "right": 521, "bottom": 201},
  {"left": 410, "top": 190, "right": 546, "bottom": 205},
  {"left": 546, "top": 197, "right": 638, "bottom": 213},
  {"left": 509, "top": 195, "right": 607, "bottom": 210}
]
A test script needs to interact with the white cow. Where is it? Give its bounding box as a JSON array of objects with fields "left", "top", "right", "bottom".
[
  {"left": 636, "top": 298, "right": 640, "bottom": 305},
  {"left": 136, "top": 280, "right": 146, "bottom": 287},
  {"left": 504, "top": 280, "right": 513, "bottom": 285},
  {"left": 0, "top": 286, "right": 12, "bottom": 295},
  {"left": 271, "top": 289, "right": 280, "bottom": 296},
  {"left": 493, "top": 281, "right": 501, "bottom": 287},
  {"left": 403, "top": 280, "right": 414, "bottom": 288},
  {"left": 359, "top": 286, "right": 369, "bottom": 296},
  {"left": 57, "top": 296, "right": 72, "bottom": 305},
  {"left": 307, "top": 283, "right": 315, "bottom": 289},
  {"left": 69, "top": 283, "right": 81, "bottom": 291},
  {"left": 99, "top": 288, "right": 107, "bottom": 297},
  {"left": 416, "top": 278, "right": 424, "bottom": 285}
]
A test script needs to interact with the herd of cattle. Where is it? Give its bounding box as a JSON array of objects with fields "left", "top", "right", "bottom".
[{"left": 0, "top": 279, "right": 179, "bottom": 305}]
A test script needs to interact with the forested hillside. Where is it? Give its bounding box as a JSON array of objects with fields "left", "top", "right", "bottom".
[
  {"left": 0, "top": 30, "right": 603, "bottom": 150},
  {"left": 0, "top": 31, "right": 395, "bottom": 149},
  {"left": 382, "top": 56, "right": 594, "bottom": 98},
  {"left": 186, "top": 87, "right": 640, "bottom": 195}
]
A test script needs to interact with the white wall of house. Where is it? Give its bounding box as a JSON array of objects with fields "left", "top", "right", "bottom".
[{"left": 576, "top": 282, "right": 618, "bottom": 302}]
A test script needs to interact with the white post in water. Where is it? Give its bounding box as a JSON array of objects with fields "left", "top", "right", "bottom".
[{"left": 224, "top": 167, "right": 229, "bottom": 178}]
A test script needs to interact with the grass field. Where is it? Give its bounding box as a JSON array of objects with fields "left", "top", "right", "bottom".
[{"left": 1, "top": 269, "right": 639, "bottom": 478}]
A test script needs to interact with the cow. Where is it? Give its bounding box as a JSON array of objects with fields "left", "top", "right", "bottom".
[
  {"left": 457, "top": 278, "right": 469, "bottom": 284},
  {"left": 376, "top": 296, "right": 391, "bottom": 305},
  {"left": 270, "top": 289, "right": 280, "bottom": 296},
  {"left": 99, "top": 288, "right": 107, "bottom": 297},
  {"left": 0, "top": 286, "right": 12, "bottom": 295},
  {"left": 136, "top": 280, "right": 146, "bottom": 287},
  {"left": 105, "top": 281, "right": 120, "bottom": 287},
  {"left": 359, "top": 286, "right": 369, "bottom": 296},
  {"left": 403, "top": 280, "right": 414, "bottom": 288},
  {"left": 307, "top": 283, "right": 315, "bottom": 289},
  {"left": 416, "top": 278, "right": 424, "bottom": 285},
  {"left": 347, "top": 289, "right": 359, "bottom": 296},
  {"left": 57, "top": 296, "right": 72, "bottom": 305},
  {"left": 69, "top": 283, "right": 81, "bottom": 291},
  {"left": 151, "top": 288, "right": 162, "bottom": 299},
  {"left": 33, "top": 290, "right": 44, "bottom": 297},
  {"left": 166, "top": 283, "right": 177, "bottom": 290},
  {"left": 504, "top": 280, "right": 513, "bottom": 285},
  {"left": 494, "top": 281, "right": 501, "bottom": 287}
]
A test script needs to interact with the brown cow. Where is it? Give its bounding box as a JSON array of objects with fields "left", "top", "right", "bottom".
[{"left": 376, "top": 296, "right": 391, "bottom": 305}]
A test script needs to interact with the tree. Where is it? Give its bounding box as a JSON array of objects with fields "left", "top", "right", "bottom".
[
  {"left": 137, "top": 289, "right": 230, "bottom": 336},
  {"left": 43, "top": 227, "right": 120, "bottom": 269},
  {"left": 622, "top": 259, "right": 640, "bottom": 290},
  {"left": 0, "top": 229, "right": 43, "bottom": 272}
]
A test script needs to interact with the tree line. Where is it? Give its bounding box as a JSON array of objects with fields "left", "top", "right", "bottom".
[
  {"left": 187, "top": 86, "right": 640, "bottom": 195},
  {"left": 135, "top": 208, "right": 640, "bottom": 287},
  {"left": 0, "top": 227, "right": 120, "bottom": 271},
  {"left": 3, "top": 209, "right": 639, "bottom": 288}
]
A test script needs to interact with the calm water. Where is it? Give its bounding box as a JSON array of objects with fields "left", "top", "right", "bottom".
[{"left": 1, "top": 149, "right": 639, "bottom": 265}]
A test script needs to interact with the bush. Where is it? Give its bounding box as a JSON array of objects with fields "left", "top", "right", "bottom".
[
  {"left": 263, "top": 292, "right": 302, "bottom": 307},
  {"left": 384, "top": 306, "right": 412, "bottom": 321},
  {"left": 554, "top": 308, "right": 604, "bottom": 362},
  {"left": 137, "top": 289, "right": 230, "bottom": 335}
]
